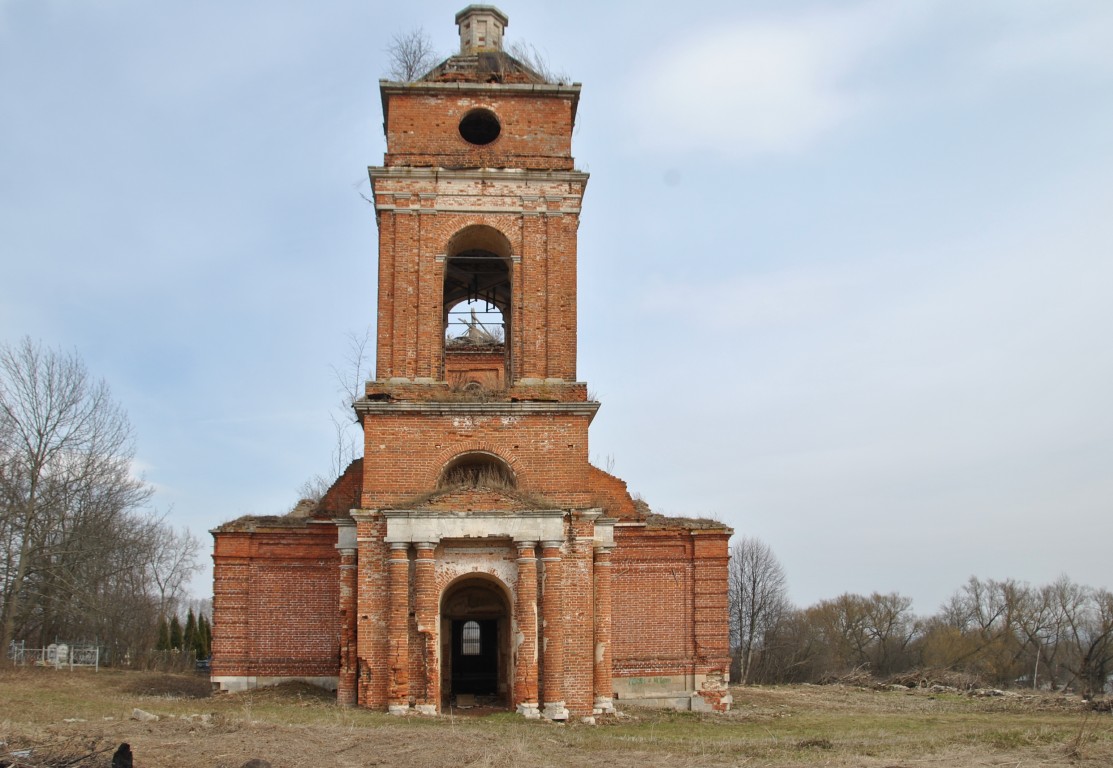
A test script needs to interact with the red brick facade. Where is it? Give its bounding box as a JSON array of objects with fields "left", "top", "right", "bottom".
[{"left": 211, "top": 6, "right": 731, "bottom": 717}]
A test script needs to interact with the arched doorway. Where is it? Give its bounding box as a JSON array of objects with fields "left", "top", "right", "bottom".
[{"left": 440, "top": 575, "right": 511, "bottom": 708}]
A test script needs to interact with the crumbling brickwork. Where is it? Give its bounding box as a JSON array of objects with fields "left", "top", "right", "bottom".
[{"left": 211, "top": 5, "right": 732, "bottom": 717}]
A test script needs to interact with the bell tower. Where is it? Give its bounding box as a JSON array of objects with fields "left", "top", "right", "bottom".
[
  {"left": 369, "top": 6, "right": 584, "bottom": 393},
  {"left": 361, "top": 4, "right": 596, "bottom": 509},
  {"left": 353, "top": 5, "right": 609, "bottom": 719}
]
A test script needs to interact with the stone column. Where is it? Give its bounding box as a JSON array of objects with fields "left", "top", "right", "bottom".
[
  {"left": 336, "top": 523, "right": 358, "bottom": 707},
  {"left": 540, "top": 539, "right": 568, "bottom": 720},
  {"left": 592, "top": 545, "right": 615, "bottom": 714},
  {"left": 413, "top": 541, "right": 438, "bottom": 715},
  {"left": 387, "top": 542, "right": 411, "bottom": 715},
  {"left": 514, "top": 540, "right": 540, "bottom": 718}
]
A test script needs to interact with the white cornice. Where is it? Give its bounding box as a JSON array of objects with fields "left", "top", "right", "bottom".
[
  {"left": 369, "top": 166, "right": 589, "bottom": 184},
  {"left": 354, "top": 400, "right": 600, "bottom": 422}
]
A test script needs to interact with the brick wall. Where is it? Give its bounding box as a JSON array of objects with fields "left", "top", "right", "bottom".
[
  {"left": 211, "top": 524, "right": 340, "bottom": 679},
  {"left": 359, "top": 410, "right": 595, "bottom": 508},
  {"left": 319, "top": 458, "right": 362, "bottom": 516},
  {"left": 382, "top": 88, "right": 578, "bottom": 170},
  {"left": 610, "top": 525, "right": 731, "bottom": 680}
]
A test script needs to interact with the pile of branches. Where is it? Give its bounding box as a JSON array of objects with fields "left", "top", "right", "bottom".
[{"left": 881, "top": 668, "right": 985, "bottom": 691}]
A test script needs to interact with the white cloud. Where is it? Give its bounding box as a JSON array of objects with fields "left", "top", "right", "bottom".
[
  {"left": 624, "top": 2, "right": 917, "bottom": 157},
  {"left": 974, "top": 1, "right": 1113, "bottom": 78},
  {"left": 622, "top": 0, "right": 1113, "bottom": 160}
]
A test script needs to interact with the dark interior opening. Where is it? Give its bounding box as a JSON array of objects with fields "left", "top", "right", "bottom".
[
  {"left": 441, "top": 579, "right": 510, "bottom": 709},
  {"left": 451, "top": 618, "right": 499, "bottom": 695},
  {"left": 459, "top": 108, "right": 501, "bottom": 145}
]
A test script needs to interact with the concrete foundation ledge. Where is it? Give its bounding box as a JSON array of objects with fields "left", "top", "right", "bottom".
[
  {"left": 211, "top": 675, "right": 339, "bottom": 693},
  {"left": 516, "top": 702, "right": 541, "bottom": 719},
  {"left": 542, "top": 701, "right": 569, "bottom": 721},
  {"left": 612, "top": 672, "right": 731, "bottom": 712},
  {"left": 621, "top": 695, "right": 697, "bottom": 710},
  {"left": 593, "top": 696, "right": 616, "bottom": 715}
]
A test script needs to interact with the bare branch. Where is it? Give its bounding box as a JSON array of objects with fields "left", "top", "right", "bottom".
[{"left": 386, "top": 27, "right": 439, "bottom": 82}]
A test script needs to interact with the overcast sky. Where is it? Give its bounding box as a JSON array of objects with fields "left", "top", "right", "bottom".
[{"left": 3, "top": 0, "right": 1111, "bottom": 615}]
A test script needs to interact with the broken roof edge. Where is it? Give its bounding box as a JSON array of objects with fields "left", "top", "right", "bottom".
[
  {"left": 211, "top": 514, "right": 325, "bottom": 534},
  {"left": 379, "top": 80, "right": 581, "bottom": 93},
  {"left": 643, "top": 512, "right": 733, "bottom": 533}
]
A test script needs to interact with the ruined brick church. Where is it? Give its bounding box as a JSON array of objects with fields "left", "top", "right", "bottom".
[{"left": 211, "top": 6, "right": 731, "bottom": 719}]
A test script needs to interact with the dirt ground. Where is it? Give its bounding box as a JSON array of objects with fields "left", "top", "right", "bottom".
[{"left": 1, "top": 668, "right": 1111, "bottom": 767}]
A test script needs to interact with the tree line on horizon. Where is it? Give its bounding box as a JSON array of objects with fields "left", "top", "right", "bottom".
[{"left": 729, "top": 537, "right": 1113, "bottom": 696}]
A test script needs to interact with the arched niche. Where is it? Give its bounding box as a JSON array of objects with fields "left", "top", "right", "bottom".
[{"left": 437, "top": 450, "right": 516, "bottom": 489}]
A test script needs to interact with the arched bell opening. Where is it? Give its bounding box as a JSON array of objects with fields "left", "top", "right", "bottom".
[
  {"left": 440, "top": 575, "right": 513, "bottom": 709},
  {"left": 443, "top": 225, "right": 512, "bottom": 390}
]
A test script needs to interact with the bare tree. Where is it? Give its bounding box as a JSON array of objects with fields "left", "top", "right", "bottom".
[
  {"left": 147, "top": 522, "right": 202, "bottom": 621},
  {"left": 297, "top": 328, "right": 373, "bottom": 502},
  {"left": 1049, "top": 578, "right": 1113, "bottom": 696},
  {"left": 0, "top": 337, "right": 152, "bottom": 659},
  {"left": 332, "top": 326, "right": 373, "bottom": 422},
  {"left": 728, "top": 536, "right": 788, "bottom": 684},
  {"left": 386, "top": 27, "right": 439, "bottom": 82},
  {"left": 861, "top": 592, "right": 918, "bottom": 675}
]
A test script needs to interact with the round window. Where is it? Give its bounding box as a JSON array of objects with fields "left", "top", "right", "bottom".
[{"left": 459, "top": 108, "right": 501, "bottom": 145}]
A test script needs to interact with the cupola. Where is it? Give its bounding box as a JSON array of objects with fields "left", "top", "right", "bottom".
[{"left": 455, "top": 5, "right": 508, "bottom": 54}]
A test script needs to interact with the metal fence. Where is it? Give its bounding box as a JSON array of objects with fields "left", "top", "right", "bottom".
[{"left": 7, "top": 641, "right": 100, "bottom": 671}]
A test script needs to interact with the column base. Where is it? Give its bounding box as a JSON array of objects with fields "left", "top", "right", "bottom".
[
  {"left": 516, "top": 702, "right": 541, "bottom": 719},
  {"left": 388, "top": 704, "right": 410, "bottom": 716},
  {"left": 414, "top": 704, "right": 437, "bottom": 716},
  {"left": 592, "top": 696, "right": 616, "bottom": 715},
  {"left": 542, "top": 701, "right": 569, "bottom": 721}
]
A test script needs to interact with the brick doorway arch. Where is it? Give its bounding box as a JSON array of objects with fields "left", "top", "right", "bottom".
[{"left": 440, "top": 575, "right": 511, "bottom": 709}]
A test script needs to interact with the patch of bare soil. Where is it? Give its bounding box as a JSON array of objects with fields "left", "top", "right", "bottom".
[
  {"left": 2, "top": 669, "right": 1111, "bottom": 768},
  {"left": 118, "top": 672, "right": 213, "bottom": 699}
]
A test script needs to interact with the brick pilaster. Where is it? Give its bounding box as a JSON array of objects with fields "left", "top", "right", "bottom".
[
  {"left": 540, "top": 539, "right": 568, "bottom": 720},
  {"left": 354, "top": 513, "right": 387, "bottom": 708},
  {"left": 413, "top": 541, "right": 438, "bottom": 714},
  {"left": 337, "top": 533, "right": 358, "bottom": 707},
  {"left": 513, "top": 540, "right": 540, "bottom": 718},
  {"left": 387, "top": 541, "right": 411, "bottom": 714},
  {"left": 592, "top": 545, "right": 615, "bottom": 714}
]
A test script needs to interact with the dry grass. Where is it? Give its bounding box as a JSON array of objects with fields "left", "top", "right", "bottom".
[{"left": 1, "top": 669, "right": 1111, "bottom": 767}]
